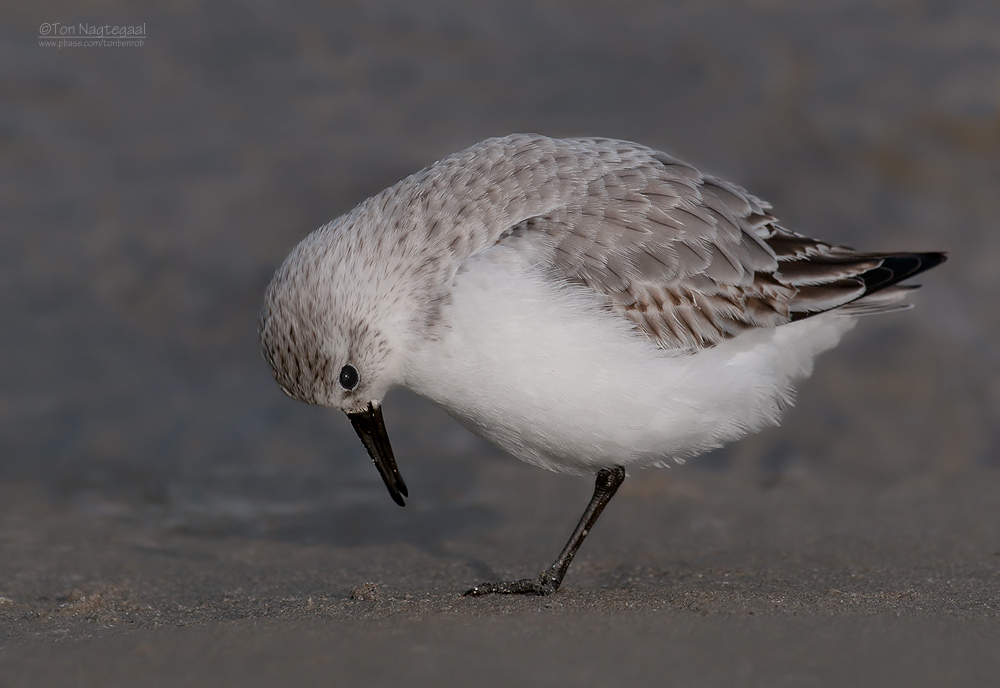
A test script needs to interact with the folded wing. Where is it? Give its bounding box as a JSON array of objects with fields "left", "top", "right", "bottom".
[{"left": 494, "top": 138, "right": 945, "bottom": 350}]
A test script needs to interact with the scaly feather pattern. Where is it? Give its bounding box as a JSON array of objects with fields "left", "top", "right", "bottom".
[{"left": 328, "top": 134, "right": 943, "bottom": 351}]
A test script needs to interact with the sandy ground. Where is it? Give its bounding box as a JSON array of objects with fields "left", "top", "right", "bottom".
[{"left": 3, "top": 0, "right": 1000, "bottom": 685}]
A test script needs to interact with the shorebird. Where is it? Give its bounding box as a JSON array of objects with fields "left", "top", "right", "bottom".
[{"left": 259, "top": 135, "right": 944, "bottom": 595}]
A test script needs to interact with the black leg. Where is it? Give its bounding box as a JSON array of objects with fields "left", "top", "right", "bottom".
[{"left": 465, "top": 465, "right": 626, "bottom": 596}]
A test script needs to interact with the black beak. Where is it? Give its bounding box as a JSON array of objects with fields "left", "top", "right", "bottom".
[{"left": 347, "top": 402, "right": 408, "bottom": 507}]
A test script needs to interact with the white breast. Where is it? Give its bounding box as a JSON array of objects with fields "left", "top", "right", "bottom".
[{"left": 403, "top": 245, "right": 855, "bottom": 474}]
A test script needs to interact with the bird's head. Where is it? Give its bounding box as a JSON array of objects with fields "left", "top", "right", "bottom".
[{"left": 259, "top": 212, "right": 417, "bottom": 506}]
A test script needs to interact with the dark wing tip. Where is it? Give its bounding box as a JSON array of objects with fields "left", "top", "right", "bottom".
[{"left": 859, "top": 252, "right": 947, "bottom": 294}]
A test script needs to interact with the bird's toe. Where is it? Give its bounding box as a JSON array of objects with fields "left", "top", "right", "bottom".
[{"left": 463, "top": 572, "right": 559, "bottom": 596}]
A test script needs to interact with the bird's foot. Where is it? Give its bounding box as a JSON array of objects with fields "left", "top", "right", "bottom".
[{"left": 464, "top": 570, "right": 560, "bottom": 596}]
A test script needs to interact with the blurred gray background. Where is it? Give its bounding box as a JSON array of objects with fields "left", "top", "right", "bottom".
[{"left": 2, "top": 1, "right": 999, "bottom": 686}]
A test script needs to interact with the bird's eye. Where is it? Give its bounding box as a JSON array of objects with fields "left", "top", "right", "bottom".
[{"left": 338, "top": 364, "right": 360, "bottom": 391}]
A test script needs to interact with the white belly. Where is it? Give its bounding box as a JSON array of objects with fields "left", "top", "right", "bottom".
[{"left": 403, "top": 246, "right": 855, "bottom": 474}]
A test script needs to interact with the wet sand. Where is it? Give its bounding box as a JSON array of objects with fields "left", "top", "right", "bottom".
[
  {"left": 3, "top": 466, "right": 1000, "bottom": 685},
  {"left": 3, "top": 1, "right": 999, "bottom": 684}
]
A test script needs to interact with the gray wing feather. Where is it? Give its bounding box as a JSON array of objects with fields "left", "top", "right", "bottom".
[
  {"left": 482, "top": 137, "right": 806, "bottom": 349},
  {"left": 379, "top": 135, "right": 943, "bottom": 350},
  {"left": 474, "top": 136, "right": 937, "bottom": 350}
]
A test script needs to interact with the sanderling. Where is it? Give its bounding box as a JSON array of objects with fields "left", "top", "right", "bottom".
[{"left": 259, "top": 134, "right": 944, "bottom": 596}]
